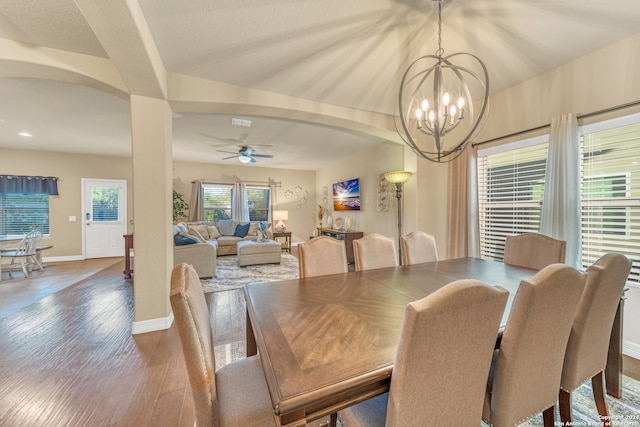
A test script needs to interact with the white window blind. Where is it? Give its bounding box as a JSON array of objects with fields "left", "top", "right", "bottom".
[
  {"left": 0, "top": 193, "right": 50, "bottom": 237},
  {"left": 246, "top": 186, "right": 270, "bottom": 222},
  {"left": 581, "top": 118, "right": 640, "bottom": 284},
  {"left": 202, "top": 184, "right": 233, "bottom": 221},
  {"left": 478, "top": 140, "right": 548, "bottom": 261}
]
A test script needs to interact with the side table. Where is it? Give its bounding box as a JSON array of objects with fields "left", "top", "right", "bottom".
[{"left": 272, "top": 231, "right": 292, "bottom": 252}]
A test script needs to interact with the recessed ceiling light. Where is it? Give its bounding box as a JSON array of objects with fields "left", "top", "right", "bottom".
[
  {"left": 18, "top": 132, "right": 33, "bottom": 137},
  {"left": 231, "top": 118, "right": 252, "bottom": 127}
]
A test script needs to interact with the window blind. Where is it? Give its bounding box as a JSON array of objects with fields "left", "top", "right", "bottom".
[
  {"left": 478, "top": 141, "right": 549, "bottom": 261},
  {"left": 202, "top": 184, "right": 233, "bottom": 221},
  {"left": 0, "top": 193, "right": 50, "bottom": 237},
  {"left": 581, "top": 120, "right": 640, "bottom": 284},
  {"left": 246, "top": 186, "right": 270, "bottom": 222}
]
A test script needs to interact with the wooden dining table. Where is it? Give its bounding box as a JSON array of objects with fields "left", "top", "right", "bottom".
[{"left": 243, "top": 257, "right": 624, "bottom": 427}]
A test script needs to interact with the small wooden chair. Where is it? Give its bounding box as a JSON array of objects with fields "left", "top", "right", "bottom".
[{"left": 0, "top": 229, "right": 43, "bottom": 278}]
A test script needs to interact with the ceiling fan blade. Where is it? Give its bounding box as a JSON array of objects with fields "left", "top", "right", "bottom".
[
  {"left": 251, "top": 154, "right": 274, "bottom": 158},
  {"left": 250, "top": 157, "right": 257, "bottom": 163},
  {"left": 217, "top": 150, "right": 240, "bottom": 155},
  {"left": 221, "top": 155, "right": 238, "bottom": 160}
]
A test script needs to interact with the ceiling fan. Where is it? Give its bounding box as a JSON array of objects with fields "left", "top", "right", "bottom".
[{"left": 217, "top": 146, "right": 274, "bottom": 163}]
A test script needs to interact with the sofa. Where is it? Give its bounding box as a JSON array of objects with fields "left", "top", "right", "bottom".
[
  {"left": 177, "top": 220, "right": 271, "bottom": 256},
  {"left": 172, "top": 223, "right": 217, "bottom": 278}
]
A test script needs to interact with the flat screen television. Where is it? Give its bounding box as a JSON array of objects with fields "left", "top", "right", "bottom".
[{"left": 333, "top": 178, "right": 361, "bottom": 211}]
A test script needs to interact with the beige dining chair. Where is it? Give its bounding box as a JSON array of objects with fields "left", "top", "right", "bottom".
[
  {"left": 400, "top": 231, "right": 438, "bottom": 265},
  {"left": 503, "top": 232, "right": 566, "bottom": 270},
  {"left": 483, "top": 263, "right": 587, "bottom": 427},
  {"left": 0, "top": 229, "right": 43, "bottom": 278},
  {"left": 338, "top": 279, "right": 509, "bottom": 427},
  {"left": 353, "top": 233, "right": 398, "bottom": 272},
  {"left": 298, "top": 235, "right": 348, "bottom": 278},
  {"left": 559, "top": 253, "right": 632, "bottom": 424},
  {"left": 170, "top": 263, "right": 275, "bottom": 427}
]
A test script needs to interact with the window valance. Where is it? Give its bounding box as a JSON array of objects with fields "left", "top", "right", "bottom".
[{"left": 0, "top": 175, "right": 59, "bottom": 195}]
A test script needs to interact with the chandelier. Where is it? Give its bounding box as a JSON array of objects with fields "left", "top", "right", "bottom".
[{"left": 396, "top": 0, "right": 489, "bottom": 163}]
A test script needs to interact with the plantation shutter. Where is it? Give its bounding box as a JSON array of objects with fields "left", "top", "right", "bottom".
[
  {"left": 477, "top": 137, "right": 549, "bottom": 261},
  {"left": 581, "top": 117, "right": 640, "bottom": 284}
]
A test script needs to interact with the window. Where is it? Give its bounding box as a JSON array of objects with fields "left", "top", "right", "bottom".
[
  {"left": 0, "top": 193, "right": 50, "bottom": 237},
  {"left": 201, "top": 184, "right": 271, "bottom": 222},
  {"left": 478, "top": 114, "right": 640, "bottom": 284},
  {"left": 247, "top": 186, "right": 270, "bottom": 221},
  {"left": 202, "top": 184, "right": 232, "bottom": 221},
  {"left": 478, "top": 137, "right": 548, "bottom": 261},
  {"left": 581, "top": 118, "right": 640, "bottom": 284}
]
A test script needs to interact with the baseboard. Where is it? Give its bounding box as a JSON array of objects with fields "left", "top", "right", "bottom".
[
  {"left": 624, "top": 340, "right": 640, "bottom": 359},
  {"left": 132, "top": 311, "right": 174, "bottom": 335},
  {"left": 43, "top": 255, "right": 84, "bottom": 263}
]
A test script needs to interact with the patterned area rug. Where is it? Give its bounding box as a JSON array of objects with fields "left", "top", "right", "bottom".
[{"left": 200, "top": 253, "right": 299, "bottom": 293}]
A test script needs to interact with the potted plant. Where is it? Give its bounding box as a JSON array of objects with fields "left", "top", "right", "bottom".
[{"left": 173, "top": 190, "right": 189, "bottom": 223}]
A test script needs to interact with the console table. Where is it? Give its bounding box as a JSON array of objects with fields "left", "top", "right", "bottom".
[{"left": 319, "top": 228, "right": 363, "bottom": 263}]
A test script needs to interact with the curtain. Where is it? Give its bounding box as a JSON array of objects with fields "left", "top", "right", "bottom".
[
  {"left": 446, "top": 145, "right": 480, "bottom": 259},
  {"left": 540, "top": 113, "right": 582, "bottom": 269},
  {"left": 189, "top": 181, "right": 204, "bottom": 221},
  {"left": 0, "top": 175, "right": 59, "bottom": 195},
  {"left": 233, "top": 182, "right": 249, "bottom": 221}
]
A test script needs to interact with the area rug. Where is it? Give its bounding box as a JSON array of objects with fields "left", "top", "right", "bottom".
[{"left": 201, "top": 253, "right": 299, "bottom": 293}]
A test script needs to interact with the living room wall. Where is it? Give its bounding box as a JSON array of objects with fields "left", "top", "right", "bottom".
[
  {"left": 0, "top": 147, "right": 134, "bottom": 260},
  {"left": 315, "top": 142, "right": 404, "bottom": 240},
  {"left": 172, "top": 160, "right": 316, "bottom": 244}
]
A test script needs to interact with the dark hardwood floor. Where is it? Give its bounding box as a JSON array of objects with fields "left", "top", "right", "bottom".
[{"left": 0, "top": 256, "right": 639, "bottom": 426}]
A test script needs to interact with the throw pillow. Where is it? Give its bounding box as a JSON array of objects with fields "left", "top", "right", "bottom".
[
  {"left": 187, "top": 228, "right": 207, "bottom": 243},
  {"left": 174, "top": 232, "right": 197, "bottom": 246},
  {"left": 207, "top": 225, "right": 221, "bottom": 239},
  {"left": 217, "top": 219, "right": 236, "bottom": 236},
  {"left": 248, "top": 222, "right": 259, "bottom": 237},
  {"left": 233, "top": 222, "right": 250, "bottom": 238},
  {"left": 189, "top": 224, "right": 210, "bottom": 240}
]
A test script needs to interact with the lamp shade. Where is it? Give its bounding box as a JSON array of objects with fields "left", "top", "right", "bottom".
[
  {"left": 384, "top": 171, "right": 413, "bottom": 184},
  {"left": 273, "top": 210, "right": 289, "bottom": 221}
]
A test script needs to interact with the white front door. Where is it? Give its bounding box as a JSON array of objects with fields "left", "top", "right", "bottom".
[{"left": 82, "top": 178, "right": 127, "bottom": 259}]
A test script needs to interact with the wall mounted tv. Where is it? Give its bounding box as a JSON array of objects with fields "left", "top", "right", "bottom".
[{"left": 333, "top": 178, "right": 361, "bottom": 211}]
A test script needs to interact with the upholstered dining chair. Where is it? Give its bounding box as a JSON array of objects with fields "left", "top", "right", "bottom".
[
  {"left": 170, "top": 263, "right": 275, "bottom": 427},
  {"left": 503, "top": 232, "right": 566, "bottom": 270},
  {"left": 298, "top": 236, "right": 348, "bottom": 278},
  {"left": 338, "top": 279, "right": 509, "bottom": 427},
  {"left": 483, "top": 263, "right": 587, "bottom": 427},
  {"left": 353, "top": 233, "right": 398, "bottom": 272},
  {"left": 0, "top": 229, "right": 43, "bottom": 278},
  {"left": 400, "top": 231, "right": 438, "bottom": 265},
  {"left": 559, "top": 253, "right": 632, "bottom": 424}
]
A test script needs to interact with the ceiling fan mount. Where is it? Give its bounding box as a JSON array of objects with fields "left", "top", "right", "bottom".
[{"left": 217, "top": 145, "right": 274, "bottom": 163}]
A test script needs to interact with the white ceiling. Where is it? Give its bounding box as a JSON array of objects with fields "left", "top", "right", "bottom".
[{"left": 1, "top": 0, "right": 640, "bottom": 170}]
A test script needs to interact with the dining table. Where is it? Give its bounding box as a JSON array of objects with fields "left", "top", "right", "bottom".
[{"left": 243, "top": 257, "right": 625, "bottom": 427}]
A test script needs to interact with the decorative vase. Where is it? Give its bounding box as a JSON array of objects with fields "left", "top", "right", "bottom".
[
  {"left": 327, "top": 215, "right": 333, "bottom": 229},
  {"left": 345, "top": 216, "right": 352, "bottom": 232}
]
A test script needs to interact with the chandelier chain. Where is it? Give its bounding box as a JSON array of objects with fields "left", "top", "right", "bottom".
[{"left": 437, "top": 0, "right": 443, "bottom": 56}]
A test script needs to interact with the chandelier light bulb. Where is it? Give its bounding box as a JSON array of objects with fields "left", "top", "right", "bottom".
[
  {"left": 442, "top": 92, "right": 450, "bottom": 106},
  {"left": 416, "top": 108, "right": 423, "bottom": 120},
  {"left": 421, "top": 99, "right": 429, "bottom": 111}
]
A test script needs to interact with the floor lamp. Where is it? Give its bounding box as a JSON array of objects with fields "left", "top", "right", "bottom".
[{"left": 384, "top": 171, "right": 413, "bottom": 265}]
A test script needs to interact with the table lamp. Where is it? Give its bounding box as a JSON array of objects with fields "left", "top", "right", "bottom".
[{"left": 273, "top": 210, "right": 289, "bottom": 232}]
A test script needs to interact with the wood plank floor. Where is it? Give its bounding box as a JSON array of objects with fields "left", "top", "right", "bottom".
[{"left": 0, "top": 257, "right": 639, "bottom": 426}]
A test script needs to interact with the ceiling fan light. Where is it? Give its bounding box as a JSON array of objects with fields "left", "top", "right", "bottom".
[{"left": 238, "top": 155, "right": 252, "bottom": 163}]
